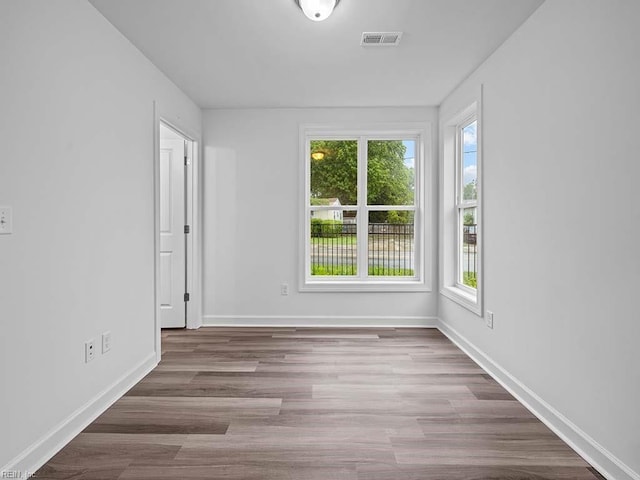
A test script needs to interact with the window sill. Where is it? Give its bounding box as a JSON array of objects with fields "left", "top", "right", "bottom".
[
  {"left": 301, "top": 279, "right": 431, "bottom": 293},
  {"left": 441, "top": 285, "right": 482, "bottom": 316}
]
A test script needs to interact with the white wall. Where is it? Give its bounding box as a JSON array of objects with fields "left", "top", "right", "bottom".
[
  {"left": 202, "top": 107, "right": 437, "bottom": 325},
  {"left": 439, "top": 1, "right": 640, "bottom": 478},
  {"left": 0, "top": 0, "right": 201, "bottom": 471}
]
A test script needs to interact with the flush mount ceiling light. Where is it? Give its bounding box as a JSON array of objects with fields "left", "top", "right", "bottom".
[{"left": 295, "top": 0, "right": 341, "bottom": 22}]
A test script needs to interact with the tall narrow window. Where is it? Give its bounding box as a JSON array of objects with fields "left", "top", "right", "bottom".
[
  {"left": 457, "top": 119, "right": 478, "bottom": 291},
  {"left": 301, "top": 125, "right": 430, "bottom": 292},
  {"left": 441, "top": 98, "right": 482, "bottom": 314}
]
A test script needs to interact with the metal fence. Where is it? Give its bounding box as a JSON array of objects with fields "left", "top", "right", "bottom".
[
  {"left": 310, "top": 223, "right": 414, "bottom": 276},
  {"left": 462, "top": 224, "right": 477, "bottom": 285}
]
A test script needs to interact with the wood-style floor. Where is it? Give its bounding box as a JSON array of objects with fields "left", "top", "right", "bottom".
[{"left": 37, "top": 328, "right": 604, "bottom": 479}]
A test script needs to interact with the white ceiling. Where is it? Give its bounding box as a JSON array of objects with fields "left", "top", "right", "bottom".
[{"left": 88, "top": 0, "right": 544, "bottom": 109}]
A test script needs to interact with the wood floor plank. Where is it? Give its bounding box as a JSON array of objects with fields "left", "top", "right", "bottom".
[
  {"left": 174, "top": 434, "right": 397, "bottom": 466},
  {"left": 311, "top": 383, "right": 476, "bottom": 401},
  {"left": 391, "top": 435, "right": 589, "bottom": 466},
  {"left": 84, "top": 396, "right": 281, "bottom": 434},
  {"left": 272, "top": 333, "right": 381, "bottom": 339},
  {"left": 356, "top": 464, "right": 604, "bottom": 480},
  {"left": 280, "top": 397, "right": 457, "bottom": 416},
  {"left": 155, "top": 360, "right": 259, "bottom": 372},
  {"left": 136, "top": 371, "right": 197, "bottom": 385},
  {"left": 225, "top": 421, "right": 426, "bottom": 439},
  {"left": 127, "top": 378, "right": 313, "bottom": 399},
  {"left": 120, "top": 463, "right": 358, "bottom": 480},
  {"left": 336, "top": 372, "right": 492, "bottom": 385},
  {"left": 35, "top": 327, "right": 602, "bottom": 480}
]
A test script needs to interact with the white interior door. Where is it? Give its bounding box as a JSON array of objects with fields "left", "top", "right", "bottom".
[{"left": 160, "top": 125, "right": 186, "bottom": 328}]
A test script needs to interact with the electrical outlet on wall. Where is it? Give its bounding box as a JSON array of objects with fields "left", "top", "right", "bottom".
[
  {"left": 85, "top": 339, "right": 96, "bottom": 363},
  {"left": 281, "top": 283, "right": 289, "bottom": 296},
  {"left": 486, "top": 311, "right": 494, "bottom": 329}
]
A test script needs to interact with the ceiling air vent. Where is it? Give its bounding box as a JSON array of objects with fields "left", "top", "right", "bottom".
[{"left": 361, "top": 32, "right": 403, "bottom": 47}]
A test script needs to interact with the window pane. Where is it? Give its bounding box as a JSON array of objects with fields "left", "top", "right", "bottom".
[
  {"left": 460, "top": 207, "right": 478, "bottom": 288},
  {"left": 367, "top": 140, "right": 415, "bottom": 205},
  {"left": 310, "top": 210, "right": 357, "bottom": 276},
  {"left": 310, "top": 140, "right": 357, "bottom": 206},
  {"left": 368, "top": 211, "right": 414, "bottom": 276},
  {"left": 462, "top": 121, "right": 477, "bottom": 201}
]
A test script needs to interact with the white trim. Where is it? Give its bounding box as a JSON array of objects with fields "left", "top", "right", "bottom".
[
  {"left": 437, "top": 319, "right": 640, "bottom": 480},
  {"left": 300, "top": 280, "right": 430, "bottom": 293},
  {"left": 182, "top": 130, "right": 202, "bottom": 330},
  {"left": 153, "top": 102, "right": 162, "bottom": 361},
  {"left": 1, "top": 353, "right": 157, "bottom": 478},
  {"left": 203, "top": 315, "right": 438, "bottom": 328},
  {"left": 357, "top": 136, "right": 367, "bottom": 280},
  {"left": 184, "top": 138, "right": 195, "bottom": 328},
  {"left": 441, "top": 285, "right": 481, "bottom": 316},
  {"left": 189, "top": 131, "right": 203, "bottom": 330}
]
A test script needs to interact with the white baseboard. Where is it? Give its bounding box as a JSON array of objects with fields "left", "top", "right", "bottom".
[
  {"left": 202, "top": 315, "right": 438, "bottom": 328},
  {"left": 437, "top": 319, "right": 639, "bottom": 480},
  {"left": 1, "top": 352, "right": 158, "bottom": 478}
]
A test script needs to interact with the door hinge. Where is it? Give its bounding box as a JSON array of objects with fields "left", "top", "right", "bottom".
[
  {"left": 184, "top": 225, "right": 190, "bottom": 234},
  {"left": 184, "top": 293, "right": 190, "bottom": 302},
  {"left": 184, "top": 155, "right": 190, "bottom": 166}
]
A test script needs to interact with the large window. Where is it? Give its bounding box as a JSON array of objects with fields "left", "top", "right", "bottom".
[
  {"left": 441, "top": 99, "right": 482, "bottom": 314},
  {"left": 300, "top": 125, "right": 429, "bottom": 291}
]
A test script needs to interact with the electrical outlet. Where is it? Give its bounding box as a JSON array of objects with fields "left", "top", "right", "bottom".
[
  {"left": 281, "top": 283, "right": 289, "bottom": 296},
  {"left": 486, "top": 311, "right": 494, "bottom": 329},
  {"left": 102, "top": 331, "right": 111, "bottom": 354},
  {"left": 85, "top": 339, "right": 96, "bottom": 363},
  {"left": 0, "top": 207, "right": 12, "bottom": 234}
]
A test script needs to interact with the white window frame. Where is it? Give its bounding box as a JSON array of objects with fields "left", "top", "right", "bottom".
[
  {"left": 299, "top": 123, "right": 431, "bottom": 292},
  {"left": 440, "top": 98, "right": 483, "bottom": 315},
  {"left": 455, "top": 116, "right": 479, "bottom": 295}
]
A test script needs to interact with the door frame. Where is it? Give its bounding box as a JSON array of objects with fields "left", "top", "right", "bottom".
[{"left": 153, "top": 102, "right": 202, "bottom": 362}]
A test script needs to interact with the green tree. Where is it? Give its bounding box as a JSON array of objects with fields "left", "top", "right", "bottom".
[
  {"left": 463, "top": 211, "right": 475, "bottom": 225},
  {"left": 463, "top": 180, "right": 477, "bottom": 200},
  {"left": 310, "top": 140, "right": 414, "bottom": 223},
  {"left": 310, "top": 140, "right": 358, "bottom": 204}
]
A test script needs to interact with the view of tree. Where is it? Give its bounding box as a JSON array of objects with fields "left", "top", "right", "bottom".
[
  {"left": 310, "top": 140, "right": 414, "bottom": 223},
  {"left": 310, "top": 140, "right": 358, "bottom": 204},
  {"left": 463, "top": 179, "right": 477, "bottom": 201},
  {"left": 463, "top": 211, "right": 475, "bottom": 225}
]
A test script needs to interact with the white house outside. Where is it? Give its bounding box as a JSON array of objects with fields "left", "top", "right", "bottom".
[{"left": 310, "top": 198, "right": 342, "bottom": 222}]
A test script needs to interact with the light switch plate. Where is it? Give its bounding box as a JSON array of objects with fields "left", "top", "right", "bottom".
[
  {"left": 486, "top": 311, "right": 494, "bottom": 329},
  {"left": 0, "top": 207, "right": 12, "bottom": 234},
  {"left": 102, "top": 331, "right": 112, "bottom": 354}
]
